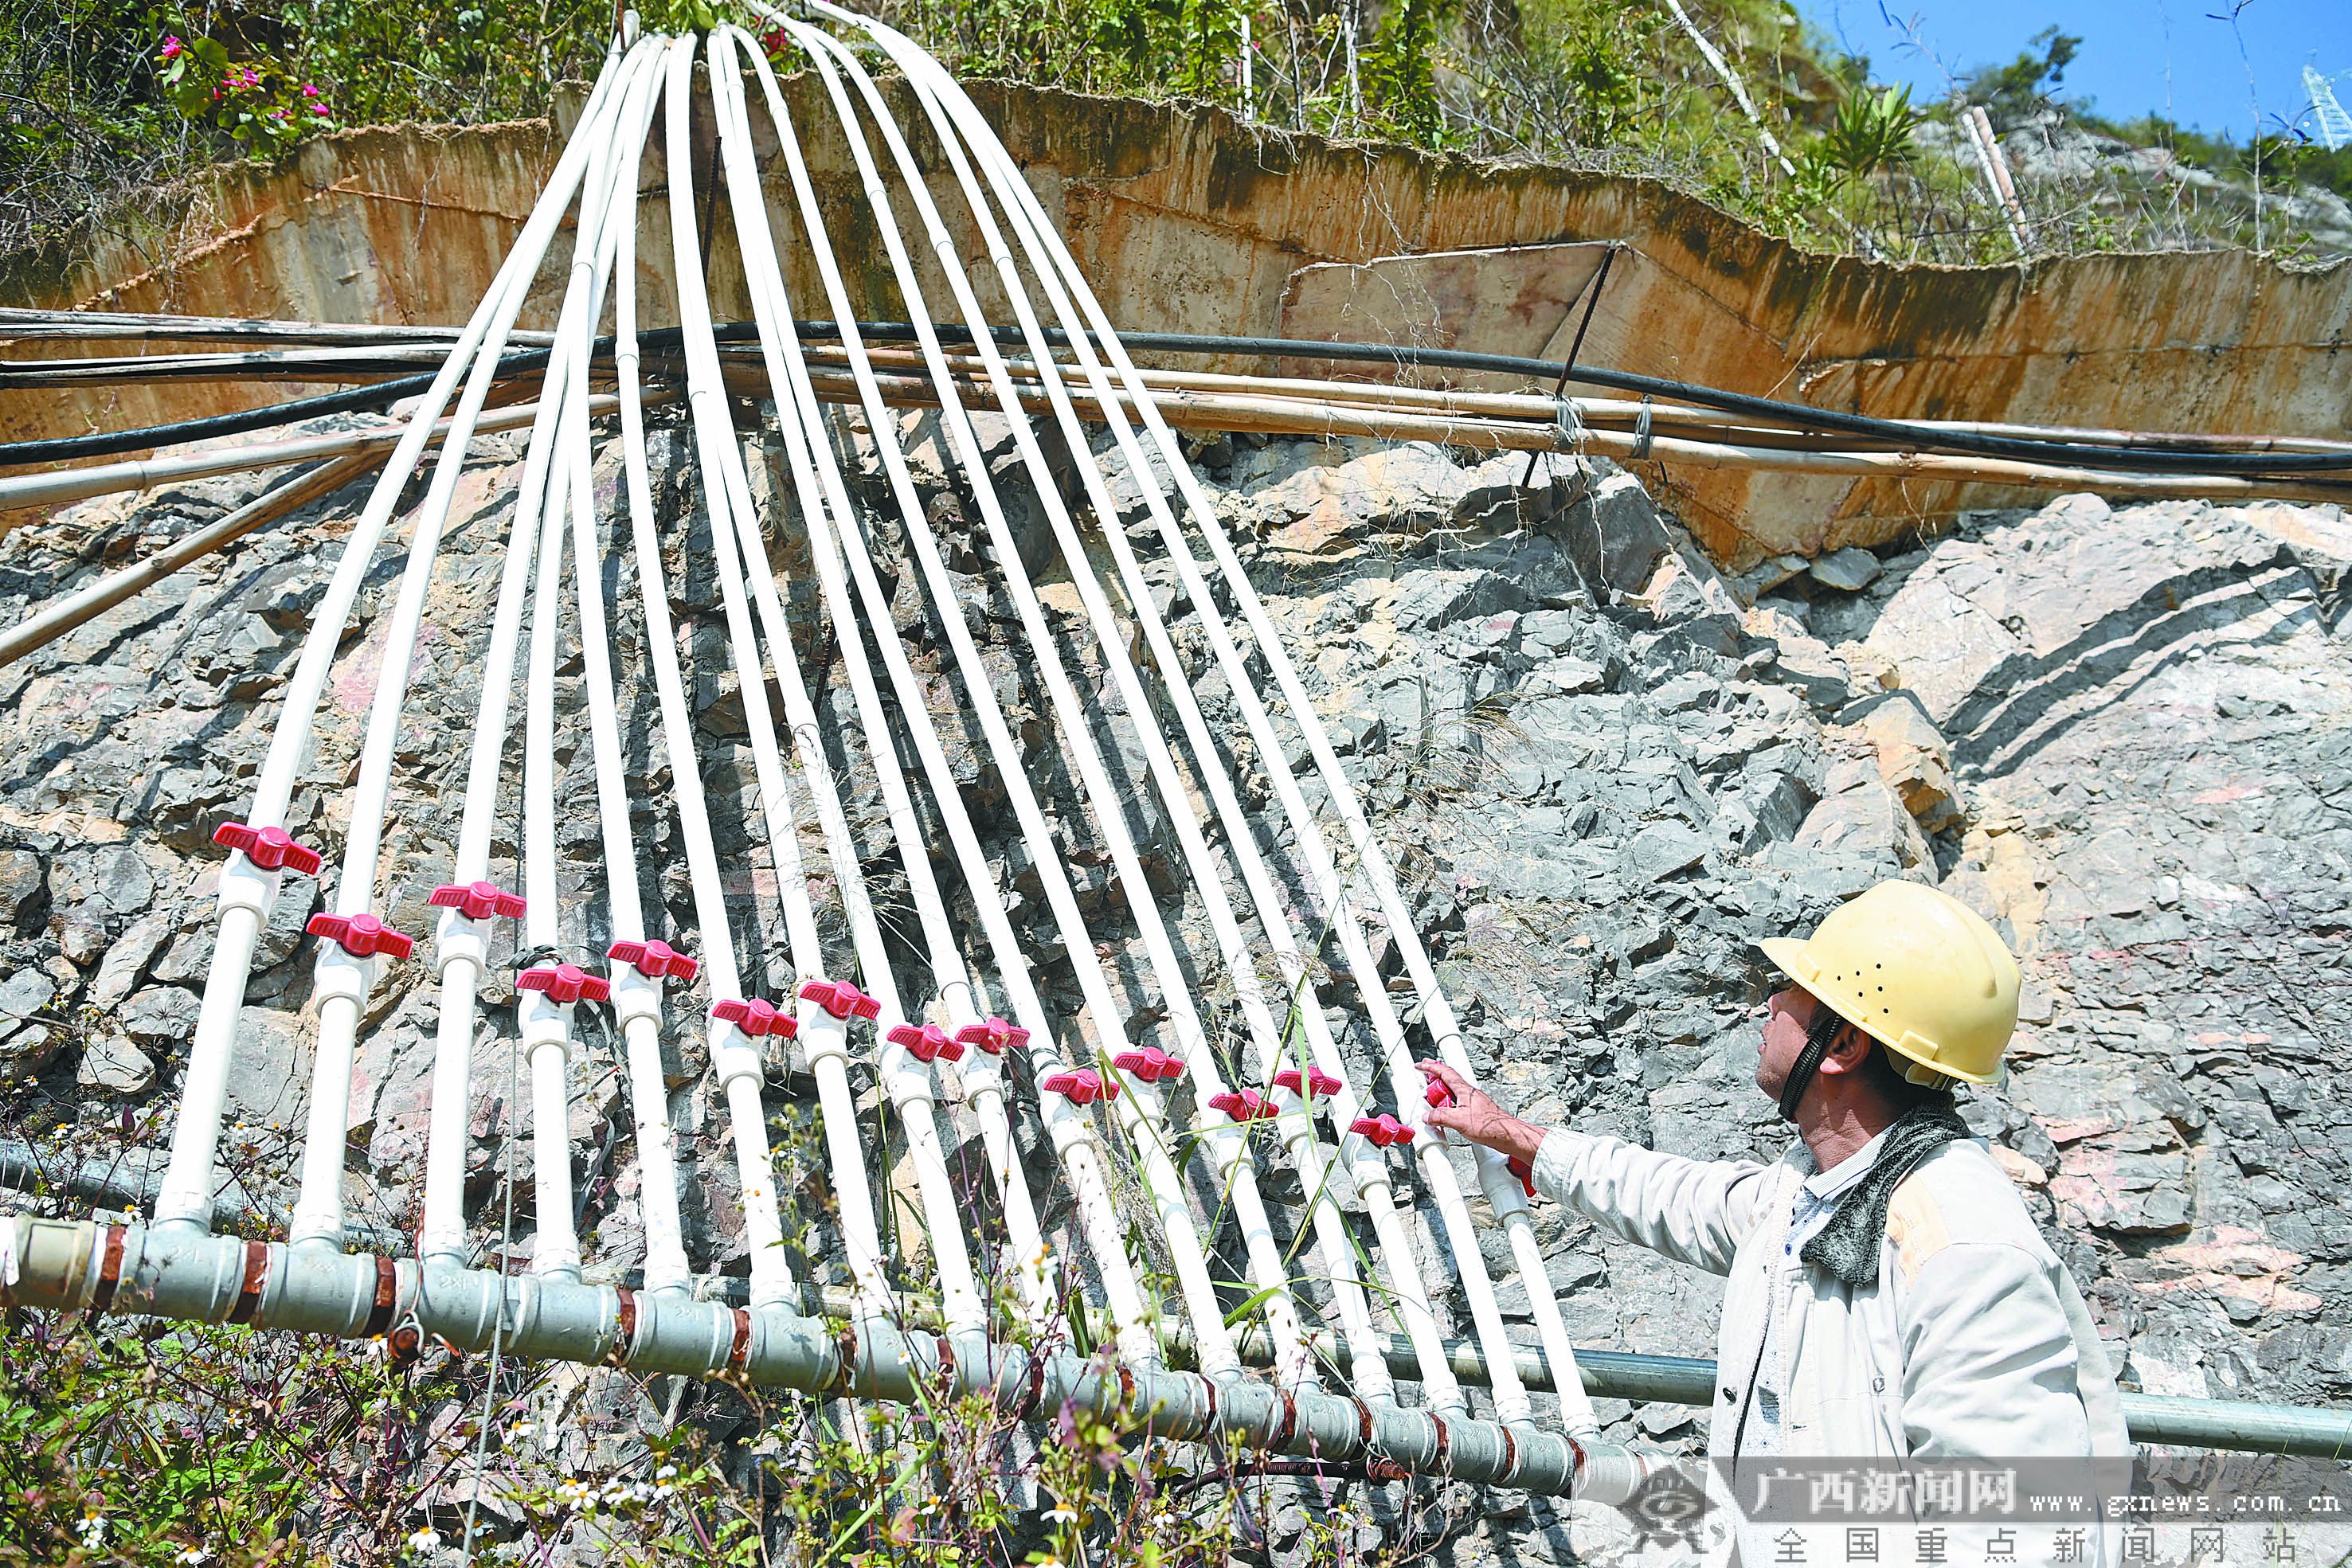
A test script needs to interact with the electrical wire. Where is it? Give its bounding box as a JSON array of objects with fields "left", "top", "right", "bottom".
[{"left": 18, "top": 320, "right": 2350, "bottom": 477}]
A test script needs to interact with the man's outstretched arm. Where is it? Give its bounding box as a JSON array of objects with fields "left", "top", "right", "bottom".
[{"left": 1419, "top": 1061, "right": 1776, "bottom": 1277}]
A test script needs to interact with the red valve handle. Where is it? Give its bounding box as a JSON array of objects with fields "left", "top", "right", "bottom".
[
  {"left": 428, "top": 881, "right": 526, "bottom": 921},
  {"left": 886, "top": 1022, "right": 961, "bottom": 1063},
  {"left": 307, "top": 912, "right": 413, "bottom": 961},
  {"left": 608, "top": 939, "right": 699, "bottom": 982},
  {"left": 1348, "top": 1113, "right": 1415, "bottom": 1148},
  {"left": 1207, "top": 1089, "right": 1280, "bottom": 1123},
  {"left": 953, "top": 1016, "right": 1031, "bottom": 1055},
  {"left": 516, "top": 963, "right": 610, "bottom": 1004},
  {"left": 1111, "top": 1046, "right": 1185, "bottom": 1082},
  {"left": 1274, "top": 1067, "right": 1344, "bottom": 1098},
  {"left": 799, "top": 978, "right": 882, "bottom": 1022},
  {"left": 1042, "top": 1069, "right": 1117, "bottom": 1106},
  {"left": 712, "top": 998, "right": 796, "bottom": 1039},
  {"left": 213, "top": 821, "right": 322, "bottom": 876}
]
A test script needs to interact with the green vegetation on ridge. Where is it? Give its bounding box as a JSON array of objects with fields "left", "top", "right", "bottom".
[{"left": 5, "top": 0, "right": 2346, "bottom": 272}]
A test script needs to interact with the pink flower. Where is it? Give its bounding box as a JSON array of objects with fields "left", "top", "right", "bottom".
[
  {"left": 301, "top": 83, "right": 321, "bottom": 97},
  {"left": 310, "top": 102, "right": 330, "bottom": 115},
  {"left": 271, "top": 106, "right": 291, "bottom": 119},
  {"left": 159, "top": 35, "right": 184, "bottom": 60}
]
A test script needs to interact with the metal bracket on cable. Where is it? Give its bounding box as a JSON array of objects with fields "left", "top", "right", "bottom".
[{"left": 1630, "top": 397, "right": 1656, "bottom": 461}]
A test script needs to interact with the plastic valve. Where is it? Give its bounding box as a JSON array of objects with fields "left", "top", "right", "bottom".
[
  {"left": 886, "top": 1022, "right": 961, "bottom": 1064},
  {"left": 1111, "top": 1046, "right": 1184, "bottom": 1082},
  {"left": 608, "top": 939, "right": 699, "bottom": 983},
  {"left": 1349, "top": 1113, "right": 1415, "bottom": 1148},
  {"left": 1425, "top": 1077, "right": 1456, "bottom": 1109},
  {"left": 307, "top": 912, "right": 413, "bottom": 961},
  {"left": 1273, "top": 1066, "right": 1344, "bottom": 1098},
  {"left": 798, "top": 977, "right": 881, "bottom": 1023},
  {"left": 1207, "top": 1089, "right": 1280, "bottom": 1124},
  {"left": 953, "top": 1016, "right": 1031, "bottom": 1055},
  {"left": 427, "top": 880, "right": 526, "bottom": 921},
  {"left": 1506, "top": 1154, "right": 1537, "bottom": 1198},
  {"left": 515, "top": 963, "right": 611, "bottom": 1005},
  {"left": 213, "top": 821, "right": 322, "bottom": 876},
  {"left": 711, "top": 998, "right": 796, "bottom": 1039},
  {"left": 1041, "top": 1069, "right": 1117, "bottom": 1106}
]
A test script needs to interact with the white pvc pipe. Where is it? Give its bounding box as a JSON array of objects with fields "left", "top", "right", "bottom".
[
  {"left": 510, "top": 38, "right": 661, "bottom": 1290},
  {"left": 160, "top": 46, "right": 635, "bottom": 1241},
  {"left": 567, "top": 45, "right": 692, "bottom": 1299},
  {"left": 520, "top": 444, "right": 583, "bottom": 1281},
  {"left": 690, "top": 46, "right": 1135, "bottom": 1354},
  {"left": 662, "top": 31, "right": 871, "bottom": 1318},
  {"left": 724, "top": 29, "right": 1262, "bottom": 1383},
  {"left": 783, "top": 21, "right": 1430, "bottom": 1408},
  {"left": 765, "top": 17, "right": 1345, "bottom": 1397},
  {"left": 860, "top": 32, "right": 1595, "bottom": 1432},
  {"left": 414, "top": 37, "right": 667, "bottom": 1268},
  {"left": 706, "top": 30, "right": 1019, "bottom": 1337}
]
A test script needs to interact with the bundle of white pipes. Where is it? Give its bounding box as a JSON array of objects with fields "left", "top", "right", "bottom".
[
  {"left": 10, "top": 7, "right": 2352, "bottom": 1484},
  {"left": 4, "top": 9, "right": 1647, "bottom": 1493}
]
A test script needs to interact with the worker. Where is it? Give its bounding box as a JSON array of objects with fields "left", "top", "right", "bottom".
[{"left": 1419, "top": 879, "right": 2131, "bottom": 1548}]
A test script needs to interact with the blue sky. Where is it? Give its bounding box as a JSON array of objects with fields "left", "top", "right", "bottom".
[{"left": 1794, "top": 0, "right": 2352, "bottom": 139}]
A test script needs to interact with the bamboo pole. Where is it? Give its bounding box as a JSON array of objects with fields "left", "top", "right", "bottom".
[
  {"left": 753, "top": 364, "right": 2352, "bottom": 508},
  {"left": 0, "top": 306, "right": 558, "bottom": 349},
  {"left": 0, "top": 346, "right": 456, "bottom": 387},
  {"left": 0, "top": 391, "right": 637, "bottom": 514},
  {"left": 0, "top": 452, "right": 382, "bottom": 670}
]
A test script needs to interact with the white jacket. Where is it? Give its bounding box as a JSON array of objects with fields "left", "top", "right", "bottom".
[{"left": 1533, "top": 1126, "right": 2132, "bottom": 1559}]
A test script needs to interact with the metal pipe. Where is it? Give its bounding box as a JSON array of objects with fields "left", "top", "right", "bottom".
[
  {"left": 0, "top": 1140, "right": 402, "bottom": 1254},
  {"left": 636, "top": 1269, "right": 2352, "bottom": 1460},
  {"left": 0, "top": 1217, "right": 1653, "bottom": 1494}
]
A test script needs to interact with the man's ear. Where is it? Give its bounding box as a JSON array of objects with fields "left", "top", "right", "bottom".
[{"left": 1813, "top": 1022, "right": 1873, "bottom": 1076}]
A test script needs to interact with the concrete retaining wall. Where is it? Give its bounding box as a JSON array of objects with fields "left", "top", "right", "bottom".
[{"left": 8, "top": 75, "right": 2347, "bottom": 563}]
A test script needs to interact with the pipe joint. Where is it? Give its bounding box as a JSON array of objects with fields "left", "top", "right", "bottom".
[
  {"left": 609, "top": 971, "right": 664, "bottom": 1030},
  {"left": 214, "top": 858, "right": 281, "bottom": 923},
  {"left": 310, "top": 947, "right": 379, "bottom": 1009},
  {"left": 518, "top": 995, "right": 573, "bottom": 1058},
  {"left": 432, "top": 913, "right": 493, "bottom": 980}
]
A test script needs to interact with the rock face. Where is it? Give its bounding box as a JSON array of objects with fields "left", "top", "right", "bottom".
[{"left": 2, "top": 413, "right": 2347, "bottom": 1558}]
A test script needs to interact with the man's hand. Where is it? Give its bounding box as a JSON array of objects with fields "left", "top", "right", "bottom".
[{"left": 1416, "top": 1060, "right": 1546, "bottom": 1167}]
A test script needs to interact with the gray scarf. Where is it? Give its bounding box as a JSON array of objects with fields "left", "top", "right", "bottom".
[{"left": 1800, "top": 1101, "right": 1972, "bottom": 1288}]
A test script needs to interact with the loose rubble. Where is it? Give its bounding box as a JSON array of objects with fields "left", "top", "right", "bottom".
[{"left": 2, "top": 406, "right": 2346, "bottom": 1562}]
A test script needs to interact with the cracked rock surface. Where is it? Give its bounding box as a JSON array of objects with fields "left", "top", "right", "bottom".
[{"left": 3, "top": 410, "right": 2348, "bottom": 1561}]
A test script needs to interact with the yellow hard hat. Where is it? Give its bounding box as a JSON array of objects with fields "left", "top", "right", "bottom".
[{"left": 1759, "top": 880, "right": 2019, "bottom": 1086}]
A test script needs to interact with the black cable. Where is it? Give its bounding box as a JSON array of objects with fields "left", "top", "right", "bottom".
[
  {"left": 0, "top": 324, "right": 768, "bottom": 468},
  {"left": 0, "top": 347, "right": 550, "bottom": 466},
  {"left": 14, "top": 317, "right": 2346, "bottom": 479},
  {"left": 994, "top": 326, "right": 2352, "bottom": 479}
]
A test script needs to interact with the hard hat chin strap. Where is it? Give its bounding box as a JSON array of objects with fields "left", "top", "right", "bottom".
[{"left": 1779, "top": 1005, "right": 1852, "bottom": 1122}]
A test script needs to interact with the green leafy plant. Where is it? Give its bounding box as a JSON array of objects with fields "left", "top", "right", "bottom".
[
  {"left": 1813, "top": 83, "right": 1926, "bottom": 185},
  {"left": 155, "top": 30, "right": 338, "bottom": 158}
]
